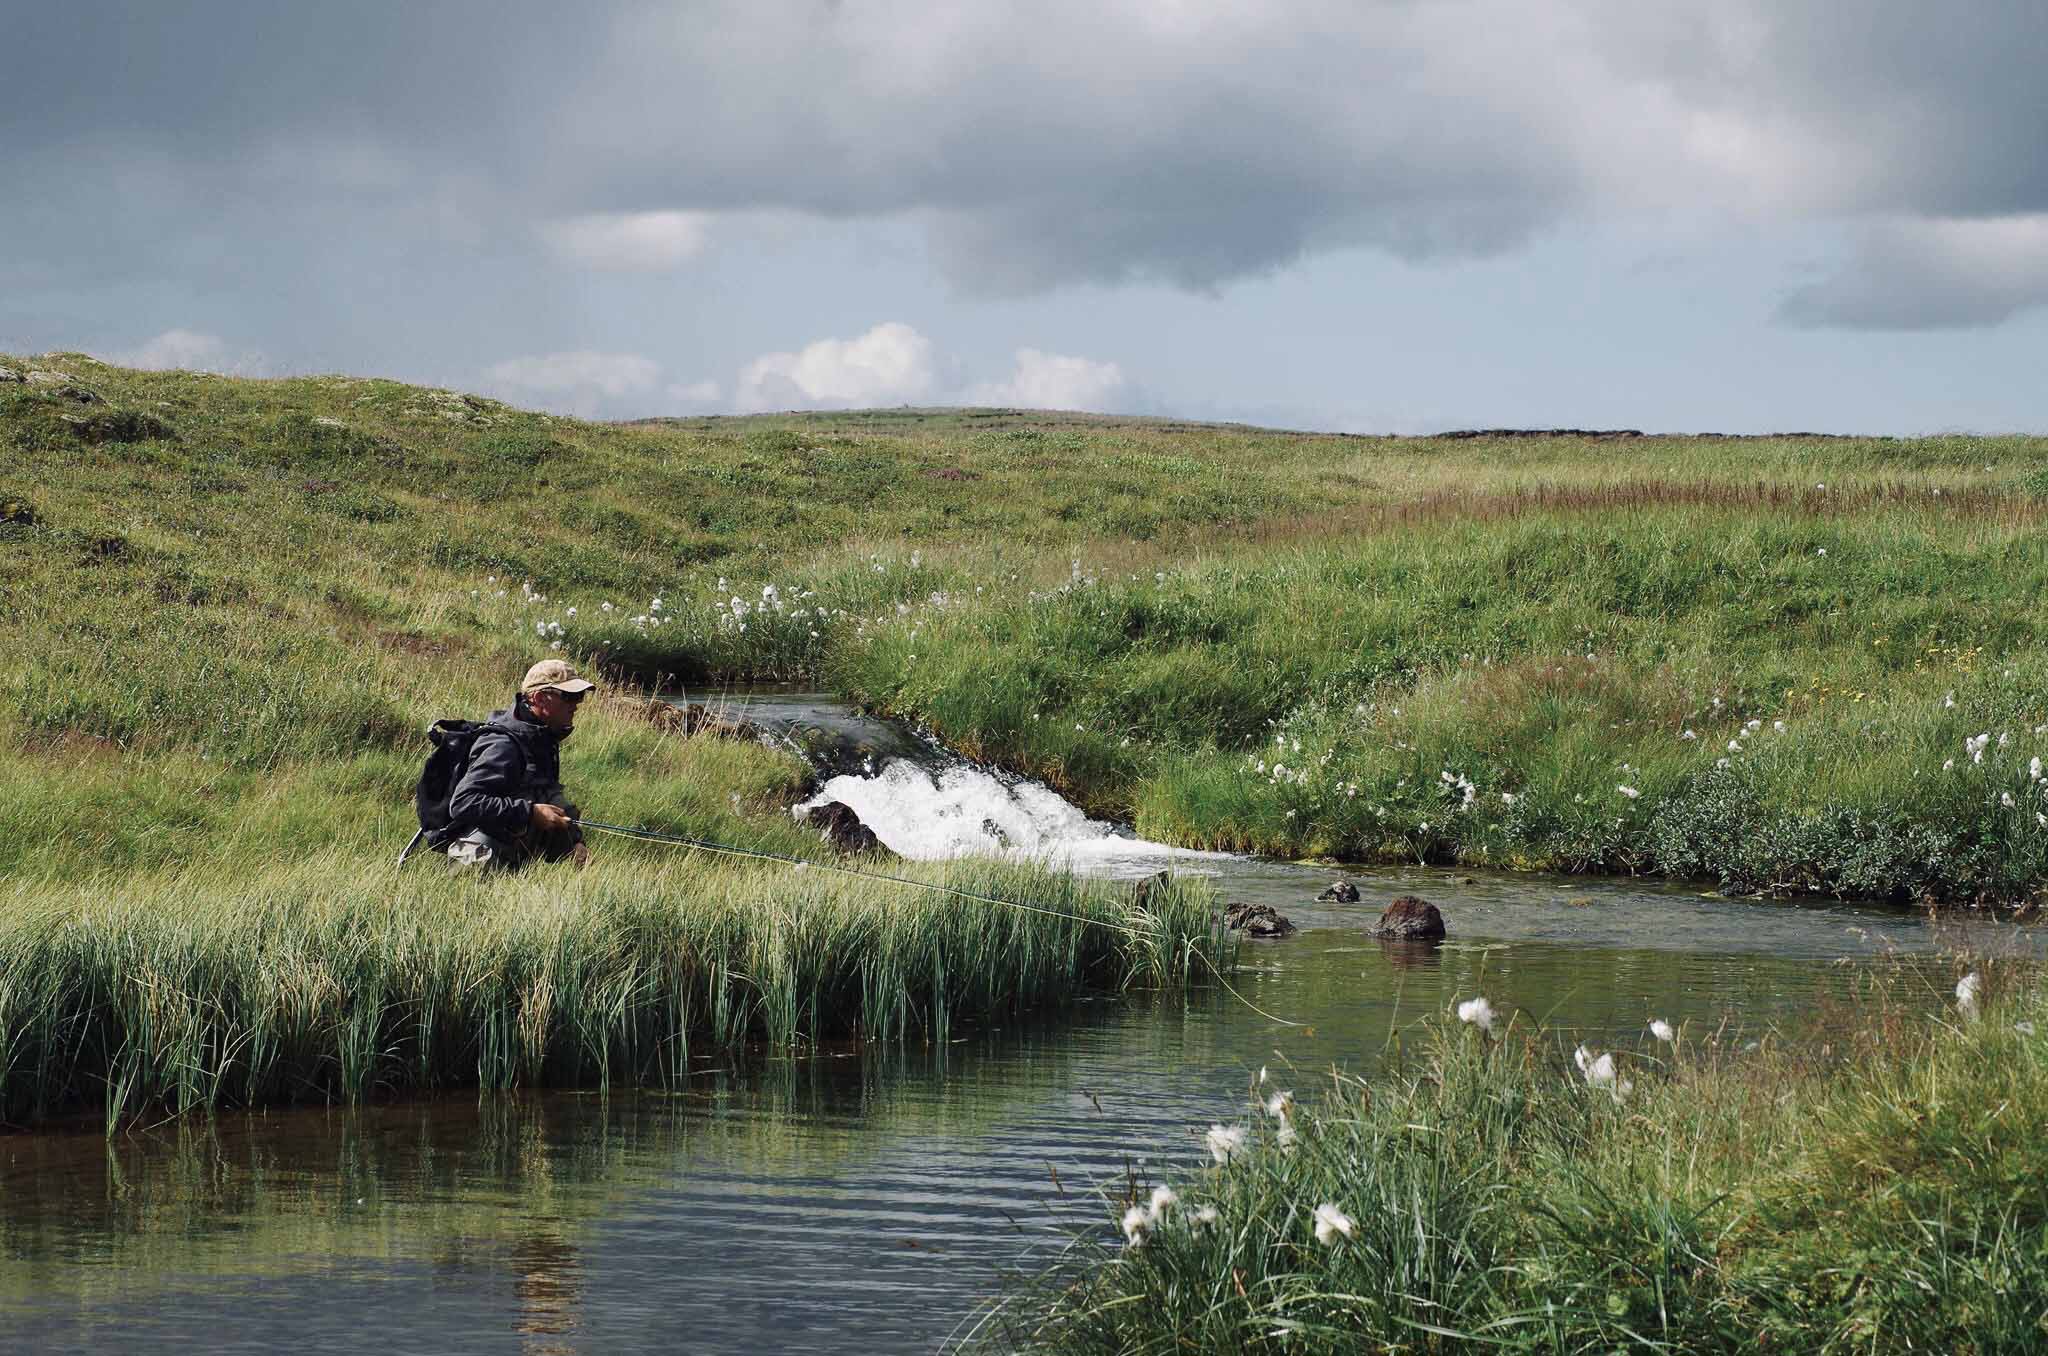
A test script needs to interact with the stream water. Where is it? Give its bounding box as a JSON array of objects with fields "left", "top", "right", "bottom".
[{"left": 2, "top": 692, "right": 2037, "bottom": 1354}]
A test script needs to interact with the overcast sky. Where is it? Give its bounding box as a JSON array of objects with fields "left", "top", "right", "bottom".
[{"left": 6, "top": 1, "right": 2046, "bottom": 433}]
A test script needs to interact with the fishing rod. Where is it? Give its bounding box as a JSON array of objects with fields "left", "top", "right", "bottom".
[
  {"left": 572, "top": 817, "right": 1303, "bottom": 1026},
  {"left": 572, "top": 816, "right": 1161, "bottom": 933},
  {"left": 400, "top": 815, "right": 1302, "bottom": 1025}
]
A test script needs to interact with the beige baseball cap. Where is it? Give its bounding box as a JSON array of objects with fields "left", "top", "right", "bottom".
[{"left": 520, "top": 659, "right": 596, "bottom": 695}]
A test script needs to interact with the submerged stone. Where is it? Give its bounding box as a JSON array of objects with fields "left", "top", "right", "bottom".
[
  {"left": 1315, "top": 879, "right": 1360, "bottom": 903},
  {"left": 1223, "top": 901, "right": 1297, "bottom": 938}
]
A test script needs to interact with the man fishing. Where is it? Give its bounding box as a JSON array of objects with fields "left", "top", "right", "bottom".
[{"left": 442, "top": 658, "right": 594, "bottom": 871}]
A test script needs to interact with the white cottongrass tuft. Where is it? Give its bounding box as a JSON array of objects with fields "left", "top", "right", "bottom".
[
  {"left": 1312, "top": 1203, "right": 1356, "bottom": 1245},
  {"left": 1457, "top": 996, "right": 1498, "bottom": 1033},
  {"left": 1650, "top": 1019, "right": 1675, "bottom": 1043},
  {"left": 1121, "top": 1204, "right": 1152, "bottom": 1246},
  {"left": 1575, "top": 1046, "right": 1632, "bottom": 1101},
  {"left": 1956, "top": 972, "right": 1982, "bottom": 1021},
  {"left": 1617, "top": 785, "right": 1640, "bottom": 800},
  {"left": 1265, "top": 1091, "right": 1295, "bottom": 1120},
  {"left": 1206, "top": 1124, "right": 1247, "bottom": 1164},
  {"left": 1189, "top": 1204, "right": 1220, "bottom": 1228}
]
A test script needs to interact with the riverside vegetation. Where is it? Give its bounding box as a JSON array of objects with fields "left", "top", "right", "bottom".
[
  {"left": 4, "top": 352, "right": 2047, "bottom": 1114},
  {"left": 996, "top": 967, "right": 2048, "bottom": 1355},
  {"left": 0, "top": 354, "right": 1226, "bottom": 1127}
]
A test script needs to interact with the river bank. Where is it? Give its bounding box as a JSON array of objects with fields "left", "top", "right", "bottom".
[
  {"left": 0, "top": 850, "right": 1216, "bottom": 1129},
  {"left": 16, "top": 354, "right": 2048, "bottom": 903},
  {"left": 998, "top": 968, "right": 2048, "bottom": 1354},
  {"left": 9, "top": 354, "right": 2048, "bottom": 1135},
  {"left": 2, "top": 863, "right": 2021, "bottom": 1353}
]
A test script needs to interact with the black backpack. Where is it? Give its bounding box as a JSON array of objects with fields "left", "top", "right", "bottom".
[{"left": 414, "top": 719, "right": 496, "bottom": 846}]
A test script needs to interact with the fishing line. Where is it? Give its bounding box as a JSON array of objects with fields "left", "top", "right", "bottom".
[{"left": 571, "top": 817, "right": 1306, "bottom": 1027}]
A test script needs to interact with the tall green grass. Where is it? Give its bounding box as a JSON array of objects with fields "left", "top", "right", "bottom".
[
  {"left": 999, "top": 968, "right": 2048, "bottom": 1353},
  {"left": 8, "top": 350, "right": 2048, "bottom": 1032},
  {"left": 0, "top": 853, "right": 1222, "bottom": 1130}
]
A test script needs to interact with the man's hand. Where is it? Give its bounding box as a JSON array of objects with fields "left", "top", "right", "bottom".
[
  {"left": 571, "top": 841, "right": 591, "bottom": 870},
  {"left": 530, "top": 802, "right": 573, "bottom": 833}
]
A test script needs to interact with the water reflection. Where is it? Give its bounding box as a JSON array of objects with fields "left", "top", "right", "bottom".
[{"left": 0, "top": 876, "right": 2037, "bottom": 1354}]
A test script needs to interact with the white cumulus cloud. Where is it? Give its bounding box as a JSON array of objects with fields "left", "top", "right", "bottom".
[
  {"left": 539, "top": 210, "right": 714, "bottom": 271},
  {"left": 967, "top": 348, "right": 1127, "bottom": 411},
  {"left": 733, "top": 321, "right": 936, "bottom": 412},
  {"left": 667, "top": 378, "right": 724, "bottom": 405},
  {"left": 482, "top": 350, "right": 662, "bottom": 416},
  {"left": 111, "top": 328, "right": 252, "bottom": 373}
]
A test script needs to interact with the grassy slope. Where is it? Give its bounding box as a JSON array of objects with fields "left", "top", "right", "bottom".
[
  {"left": 7, "top": 352, "right": 2048, "bottom": 906},
  {"left": 1, "top": 354, "right": 1248, "bottom": 1122}
]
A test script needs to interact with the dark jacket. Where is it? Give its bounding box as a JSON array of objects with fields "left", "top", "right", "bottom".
[{"left": 446, "top": 704, "right": 583, "bottom": 854}]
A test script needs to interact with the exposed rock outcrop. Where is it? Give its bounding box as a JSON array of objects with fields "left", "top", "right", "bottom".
[
  {"left": 1316, "top": 879, "right": 1360, "bottom": 903},
  {"left": 25, "top": 370, "right": 103, "bottom": 403}
]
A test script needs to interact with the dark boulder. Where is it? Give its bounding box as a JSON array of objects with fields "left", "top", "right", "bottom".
[
  {"left": 806, "top": 800, "right": 889, "bottom": 856},
  {"left": 1316, "top": 879, "right": 1360, "bottom": 903},
  {"left": 1369, "top": 894, "right": 1445, "bottom": 940},
  {"left": 1223, "top": 901, "right": 1297, "bottom": 938}
]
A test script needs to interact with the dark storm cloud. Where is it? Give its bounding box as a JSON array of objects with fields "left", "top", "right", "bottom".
[{"left": 5, "top": 1, "right": 2046, "bottom": 332}]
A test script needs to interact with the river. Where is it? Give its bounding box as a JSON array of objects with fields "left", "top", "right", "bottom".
[{"left": 0, "top": 692, "right": 2032, "bottom": 1354}]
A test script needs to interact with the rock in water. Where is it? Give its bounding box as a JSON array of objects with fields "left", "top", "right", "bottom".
[
  {"left": 1370, "top": 894, "right": 1445, "bottom": 940},
  {"left": 1223, "top": 901, "right": 1297, "bottom": 938},
  {"left": 806, "top": 801, "right": 888, "bottom": 856},
  {"left": 1316, "top": 879, "right": 1360, "bottom": 903},
  {"left": 1129, "top": 869, "right": 1171, "bottom": 912}
]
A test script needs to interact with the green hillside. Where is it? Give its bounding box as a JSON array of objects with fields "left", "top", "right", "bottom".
[{"left": 9, "top": 352, "right": 2048, "bottom": 903}]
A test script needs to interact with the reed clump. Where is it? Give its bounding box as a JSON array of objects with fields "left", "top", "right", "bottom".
[
  {"left": 999, "top": 968, "right": 2048, "bottom": 1354},
  {"left": 0, "top": 853, "right": 1222, "bottom": 1130}
]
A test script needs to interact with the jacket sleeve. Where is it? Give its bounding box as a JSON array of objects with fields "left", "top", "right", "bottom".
[{"left": 448, "top": 731, "right": 531, "bottom": 839}]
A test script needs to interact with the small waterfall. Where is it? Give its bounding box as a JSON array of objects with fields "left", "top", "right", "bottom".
[
  {"left": 667, "top": 689, "right": 1222, "bottom": 875},
  {"left": 797, "top": 760, "right": 1222, "bottom": 873}
]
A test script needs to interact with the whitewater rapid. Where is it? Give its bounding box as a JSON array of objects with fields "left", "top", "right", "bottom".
[{"left": 796, "top": 759, "right": 1227, "bottom": 876}]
